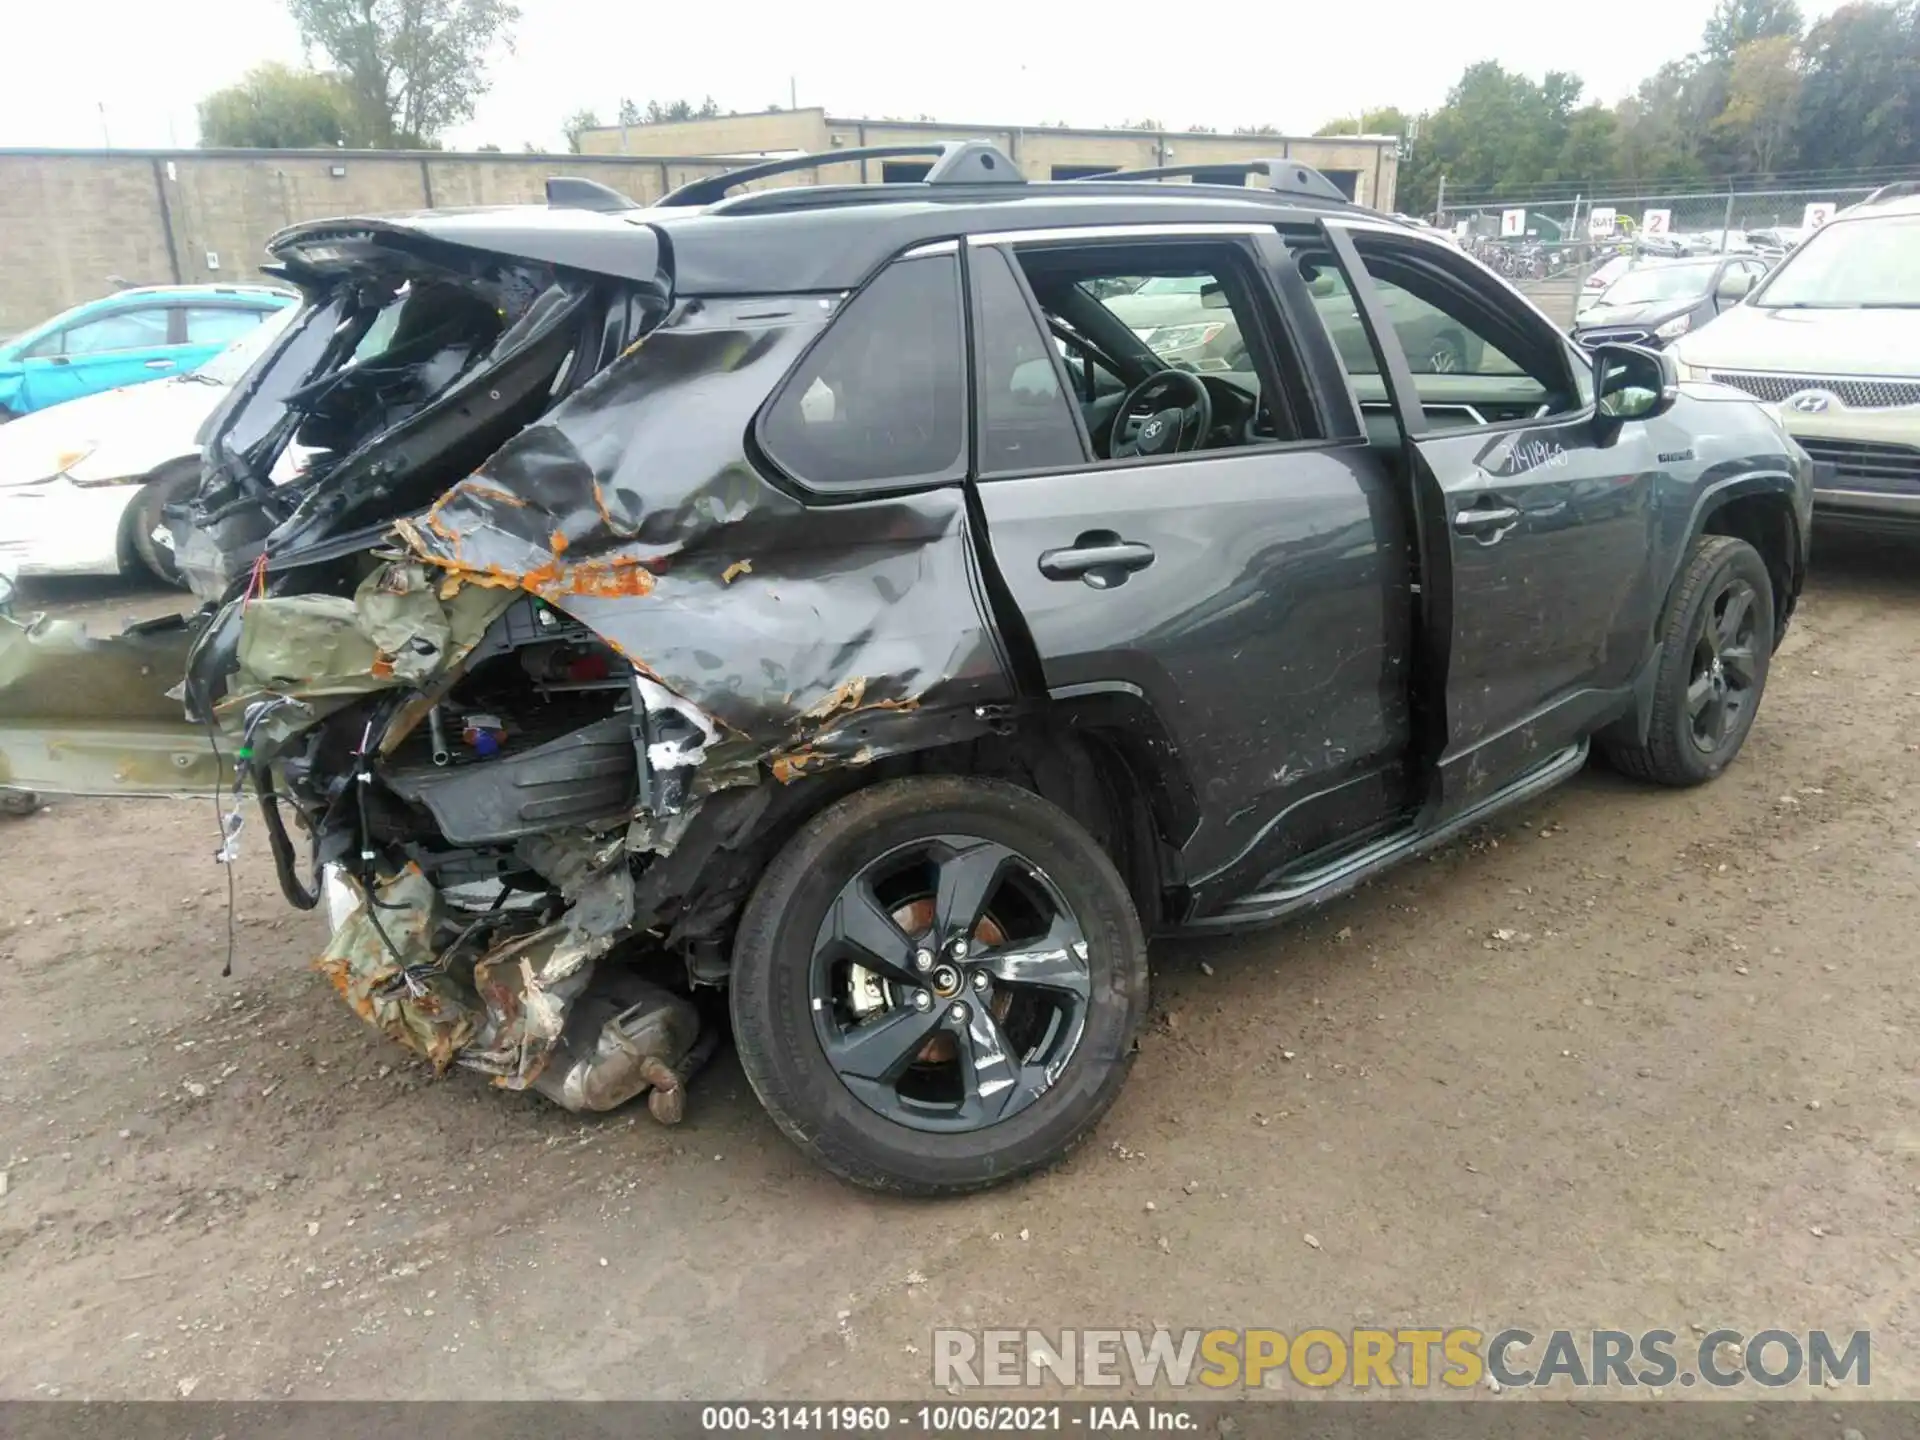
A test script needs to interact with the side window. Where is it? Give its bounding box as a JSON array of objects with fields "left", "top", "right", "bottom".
[
  {"left": 760, "top": 254, "right": 966, "bottom": 491},
  {"left": 1010, "top": 240, "right": 1314, "bottom": 463},
  {"left": 21, "top": 330, "right": 64, "bottom": 359},
  {"left": 1300, "top": 263, "right": 1523, "bottom": 377},
  {"left": 185, "top": 306, "right": 267, "bottom": 346},
  {"left": 62, "top": 307, "right": 171, "bottom": 356},
  {"left": 971, "top": 247, "right": 1087, "bottom": 474},
  {"left": 1300, "top": 239, "right": 1580, "bottom": 424}
]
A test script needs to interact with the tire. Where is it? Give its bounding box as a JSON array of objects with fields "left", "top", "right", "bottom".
[
  {"left": 730, "top": 776, "right": 1149, "bottom": 1196},
  {"left": 1601, "top": 534, "right": 1774, "bottom": 786},
  {"left": 125, "top": 461, "right": 199, "bottom": 588}
]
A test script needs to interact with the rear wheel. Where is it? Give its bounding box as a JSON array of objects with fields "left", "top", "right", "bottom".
[
  {"left": 1602, "top": 534, "right": 1773, "bottom": 786},
  {"left": 730, "top": 776, "right": 1148, "bottom": 1195},
  {"left": 125, "top": 461, "right": 199, "bottom": 587}
]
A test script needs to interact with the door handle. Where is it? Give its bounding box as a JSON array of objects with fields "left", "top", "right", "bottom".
[
  {"left": 144, "top": 359, "right": 175, "bottom": 370},
  {"left": 1453, "top": 503, "right": 1521, "bottom": 540},
  {"left": 1039, "top": 535, "right": 1156, "bottom": 587}
]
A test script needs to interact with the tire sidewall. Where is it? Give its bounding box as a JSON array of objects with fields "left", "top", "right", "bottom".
[
  {"left": 731, "top": 777, "right": 1147, "bottom": 1194},
  {"left": 128, "top": 462, "right": 197, "bottom": 586}
]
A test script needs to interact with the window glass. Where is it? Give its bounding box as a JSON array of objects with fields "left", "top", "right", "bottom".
[
  {"left": 185, "top": 306, "right": 268, "bottom": 346},
  {"left": 1011, "top": 241, "right": 1311, "bottom": 460},
  {"left": 972, "top": 247, "right": 1086, "bottom": 473},
  {"left": 62, "top": 307, "right": 171, "bottom": 356},
  {"left": 760, "top": 255, "right": 966, "bottom": 490},
  {"left": 1301, "top": 262, "right": 1523, "bottom": 377},
  {"left": 1752, "top": 214, "right": 1920, "bottom": 308}
]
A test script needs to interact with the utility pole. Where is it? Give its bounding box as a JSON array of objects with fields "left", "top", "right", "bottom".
[
  {"left": 790, "top": 76, "right": 797, "bottom": 112},
  {"left": 98, "top": 101, "right": 111, "bottom": 149},
  {"left": 1436, "top": 173, "right": 1447, "bottom": 223}
]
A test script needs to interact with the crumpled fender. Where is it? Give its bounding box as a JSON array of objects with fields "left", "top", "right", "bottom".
[{"left": 393, "top": 305, "right": 1013, "bottom": 791}]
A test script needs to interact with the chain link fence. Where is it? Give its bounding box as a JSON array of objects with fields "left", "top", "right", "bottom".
[
  {"left": 1426, "top": 181, "right": 1905, "bottom": 326},
  {"left": 1443, "top": 184, "right": 1880, "bottom": 275}
]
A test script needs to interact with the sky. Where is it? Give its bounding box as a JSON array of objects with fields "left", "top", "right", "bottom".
[{"left": 0, "top": 0, "right": 1845, "bottom": 153}]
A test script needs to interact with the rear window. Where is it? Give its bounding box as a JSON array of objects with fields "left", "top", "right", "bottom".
[{"left": 759, "top": 254, "right": 967, "bottom": 492}]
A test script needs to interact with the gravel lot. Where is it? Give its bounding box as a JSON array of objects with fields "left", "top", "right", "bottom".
[{"left": 2, "top": 531, "right": 1917, "bottom": 1401}]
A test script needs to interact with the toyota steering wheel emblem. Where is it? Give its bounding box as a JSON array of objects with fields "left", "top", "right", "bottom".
[
  {"left": 1143, "top": 419, "right": 1163, "bottom": 440},
  {"left": 1788, "top": 392, "right": 1834, "bottom": 413}
]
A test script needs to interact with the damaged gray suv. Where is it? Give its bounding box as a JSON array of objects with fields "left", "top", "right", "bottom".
[{"left": 0, "top": 144, "right": 1813, "bottom": 1194}]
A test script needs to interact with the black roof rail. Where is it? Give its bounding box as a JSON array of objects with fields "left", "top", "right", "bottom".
[
  {"left": 1073, "top": 158, "right": 1352, "bottom": 204},
  {"left": 546, "top": 176, "right": 639, "bottom": 212},
  {"left": 657, "top": 140, "right": 1023, "bottom": 207}
]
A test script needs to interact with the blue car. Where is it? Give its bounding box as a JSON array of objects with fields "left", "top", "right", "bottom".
[{"left": 0, "top": 284, "right": 296, "bottom": 420}]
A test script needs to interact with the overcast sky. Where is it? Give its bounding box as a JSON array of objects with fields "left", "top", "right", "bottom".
[{"left": 0, "top": 0, "right": 1843, "bottom": 153}]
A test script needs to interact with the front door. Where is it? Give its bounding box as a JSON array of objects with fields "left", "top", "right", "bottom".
[
  {"left": 1310, "top": 223, "right": 1661, "bottom": 816},
  {"left": 20, "top": 303, "right": 179, "bottom": 410},
  {"left": 966, "top": 229, "right": 1418, "bottom": 912}
]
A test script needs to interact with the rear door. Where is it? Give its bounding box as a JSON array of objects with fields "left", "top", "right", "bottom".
[
  {"left": 965, "top": 225, "right": 1419, "bottom": 910},
  {"left": 1309, "top": 221, "right": 1662, "bottom": 818}
]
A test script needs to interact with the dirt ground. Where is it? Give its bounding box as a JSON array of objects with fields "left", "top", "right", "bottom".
[{"left": 2, "top": 534, "right": 1917, "bottom": 1402}]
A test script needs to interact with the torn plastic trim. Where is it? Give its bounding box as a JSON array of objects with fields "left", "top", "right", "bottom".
[{"left": 269, "top": 212, "right": 673, "bottom": 293}]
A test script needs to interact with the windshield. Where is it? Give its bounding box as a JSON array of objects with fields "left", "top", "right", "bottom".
[
  {"left": 1600, "top": 262, "right": 1718, "bottom": 306},
  {"left": 1752, "top": 214, "right": 1920, "bottom": 308},
  {"left": 193, "top": 306, "right": 297, "bottom": 385}
]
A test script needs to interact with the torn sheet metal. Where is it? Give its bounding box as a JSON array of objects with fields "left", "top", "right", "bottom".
[
  {"left": 316, "top": 864, "right": 478, "bottom": 1073},
  {"left": 391, "top": 302, "right": 1014, "bottom": 790},
  {"left": 0, "top": 614, "right": 221, "bottom": 795},
  {"left": 212, "top": 560, "right": 514, "bottom": 751}
]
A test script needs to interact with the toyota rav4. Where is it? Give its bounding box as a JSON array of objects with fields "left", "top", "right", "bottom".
[{"left": 0, "top": 145, "right": 1812, "bottom": 1195}]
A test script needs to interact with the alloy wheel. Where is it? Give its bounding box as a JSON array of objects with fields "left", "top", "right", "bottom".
[
  {"left": 808, "top": 835, "right": 1091, "bottom": 1133},
  {"left": 1687, "top": 575, "right": 1760, "bottom": 754}
]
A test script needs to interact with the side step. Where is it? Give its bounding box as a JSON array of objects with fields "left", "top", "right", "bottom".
[{"left": 1185, "top": 742, "right": 1588, "bottom": 932}]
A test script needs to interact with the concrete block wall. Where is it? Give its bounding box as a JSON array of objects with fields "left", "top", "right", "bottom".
[{"left": 0, "top": 148, "right": 741, "bottom": 334}]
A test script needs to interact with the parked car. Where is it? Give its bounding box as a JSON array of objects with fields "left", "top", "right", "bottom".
[
  {"left": 1672, "top": 190, "right": 1920, "bottom": 532},
  {"left": 1573, "top": 255, "right": 1771, "bottom": 349},
  {"left": 0, "top": 308, "right": 298, "bottom": 586},
  {"left": 0, "top": 285, "right": 295, "bottom": 421},
  {"left": 1578, "top": 254, "right": 1635, "bottom": 315},
  {"left": 0, "top": 146, "right": 1811, "bottom": 1195}
]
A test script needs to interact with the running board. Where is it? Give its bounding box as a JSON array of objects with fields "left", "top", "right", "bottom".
[{"left": 1184, "top": 741, "right": 1589, "bottom": 932}]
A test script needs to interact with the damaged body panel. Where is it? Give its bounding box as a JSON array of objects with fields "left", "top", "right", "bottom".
[{"left": 0, "top": 146, "right": 1812, "bottom": 1193}]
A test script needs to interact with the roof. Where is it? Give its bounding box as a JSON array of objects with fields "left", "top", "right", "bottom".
[{"left": 272, "top": 178, "right": 1374, "bottom": 298}]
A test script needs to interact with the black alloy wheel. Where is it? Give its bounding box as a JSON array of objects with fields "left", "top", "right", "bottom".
[{"left": 731, "top": 777, "right": 1148, "bottom": 1195}]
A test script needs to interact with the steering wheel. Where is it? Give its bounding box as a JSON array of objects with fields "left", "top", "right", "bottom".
[{"left": 1109, "top": 369, "right": 1213, "bottom": 459}]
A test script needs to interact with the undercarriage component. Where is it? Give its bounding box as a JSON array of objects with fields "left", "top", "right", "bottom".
[
  {"left": 528, "top": 971, "right": 703, "bottom": 1120},
  {"left": 383, "top": 713, "right": 637, "bottom": 845}
]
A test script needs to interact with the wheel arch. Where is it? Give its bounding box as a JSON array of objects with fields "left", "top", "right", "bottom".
[
  {"left": 114, "top": 456, "right": 201, "bottom": 580},
  {"left": 1692, "top": 477, "right": 1803, "bottom": 650}
]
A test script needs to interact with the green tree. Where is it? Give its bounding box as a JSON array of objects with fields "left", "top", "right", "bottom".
[
  {"left": 286, "top": 0, "right": 521, "bottom": 148},
  {"left": 198, "top": 62, "right": 360, "bottom": 148},
  {"left": 1704, "top": 0, "right": 1804, "bottom": 59},
  {"left": 1316, "top": 106, "right": 1411, "bottom": 137},
  {"left": 1794, "top": 0, "right": 1920, "bottom": 171},
  {"left": 1713, "top": 35, "right": 1803, "bottom": 174},
  {"left": 1232, "top": 123, "right": 1280, "bottom": 135},
  {"left": 563, "top": 108, "right": 601, "bottom": 153},
  {"left": 618, "top": 97, "right": 723, "bottom": 125}
]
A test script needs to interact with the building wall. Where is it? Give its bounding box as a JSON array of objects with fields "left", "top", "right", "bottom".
[
  {"left": 0, "top": 148, "right": 742, "bottom": 334},
  {"left": 0, "top": 124, "right": 1398, "bottom": 334}
]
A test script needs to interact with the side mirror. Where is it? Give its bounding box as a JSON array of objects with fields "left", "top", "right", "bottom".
[
  {"left": 1716, "top": 270, "right": 1754, "bottom": 301},
  {"left": 1593, "top": 342, "right": 1678, "bottom": 425},
  {"left": 1200, "top": 283, "right": 1230, "bottom": 310},
  {"left": 1303, "top": 270, "right": 1339, "bottom": 298}
]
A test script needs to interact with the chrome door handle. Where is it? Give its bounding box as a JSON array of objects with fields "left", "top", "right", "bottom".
[{"left": 144, "top": 359, "right": 175, "bottom": 370}]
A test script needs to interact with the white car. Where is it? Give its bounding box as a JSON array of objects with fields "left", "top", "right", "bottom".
[
  {"left": 1671, "top": 191, "right": 1920, "bottom": 531},
  {"left": 0, "top": 308, "right": 294, "bottom": 586}
]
